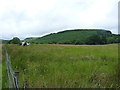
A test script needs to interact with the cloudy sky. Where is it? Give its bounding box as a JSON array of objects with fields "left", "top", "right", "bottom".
[{"left": 0, "top": 0, "right": 119, "bottom": 40}]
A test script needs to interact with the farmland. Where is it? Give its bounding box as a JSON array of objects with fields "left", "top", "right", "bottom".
[
  {"left": 2, "top": 44, "right": 119, "bottom": 88},
  {"left": 0, "top": 44, "right": 2, "bottom": 89}
]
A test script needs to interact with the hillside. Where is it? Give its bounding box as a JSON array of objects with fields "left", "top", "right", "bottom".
[
  {"left": 24, "top": 29, "right": 115, "bottom": 45},
  {"left": 2, "top": 29, "right": 119, "bottom": 45}
]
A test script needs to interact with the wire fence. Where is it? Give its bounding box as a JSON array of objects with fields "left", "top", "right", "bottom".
[{"left": 5, "top": 48, "right": 19, "bottom": 89}]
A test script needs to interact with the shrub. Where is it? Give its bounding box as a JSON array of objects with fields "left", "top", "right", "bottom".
[{"left": 8, "top": 37, "right": 20, "bottom": 44}]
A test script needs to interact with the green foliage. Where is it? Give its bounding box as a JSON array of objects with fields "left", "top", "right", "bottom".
[
  {"left": 24, "top": 29, "right": 116, "bottom": 45},
  {"left": 8, "top": 37, "right": 21, "bottom": 44},
  {"left": 2, "top": 44, "right": 119, "bottom": 88},
  {"left": 86, "top": 35, "right": 107, "bottom": 45},
  {"left": 2, "top": 29, "right": 120, "bottom": 45},
  {"left": 0, "top": 45, "right": 2, "bottom": 89},
  {"left": 2, "top": 40, "right": 9, "bottom": 44},
  {"left": 107, "top": 37, "right": 115, "bottom": 44},
  {"left": 86, "top": 35, "right": 101, "bottom": 45},
  {"left": 107, "top": 35, "right": 120, "bottom": 44},
  {"left": 0, "top": 64, "right": 1, "bottom": 89}
]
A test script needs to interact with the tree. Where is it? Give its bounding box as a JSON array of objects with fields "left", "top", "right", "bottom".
[
  {"left": 86, "top": 35, "right": 106, "bottom": 45},
  {"left": 100, "top": 36, "right": 107, "bottom": 44},
  {"left": 75, "top": 40, "right": 84, "bottom": 45},
  {"left": 107, "top": 37, "right": 115, "bottom": 44},
  {"left": 9, "top": 37, "right": 21, "bottom": 44}
]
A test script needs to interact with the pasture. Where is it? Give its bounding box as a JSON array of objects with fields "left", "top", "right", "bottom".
[
  {"left": 0, "top": 44, "right": 2, "bottom": 89},
  {"left": 2, "top": 44, "right": 119, "bottom": 88}
]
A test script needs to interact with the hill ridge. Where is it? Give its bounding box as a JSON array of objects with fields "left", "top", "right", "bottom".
[{"left": 24, "top": 29, "right": 119, "bottom": 45}]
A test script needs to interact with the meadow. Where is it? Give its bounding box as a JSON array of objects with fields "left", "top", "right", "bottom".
[
  {"left": 2, "top": 44, "right": 119, "bottom": 88},
  {"left": 0, "top": 44, "right": 2, "bottom": 89}
]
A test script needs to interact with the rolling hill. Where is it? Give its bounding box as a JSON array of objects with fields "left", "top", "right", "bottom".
[
  {"left": 2, "top": 29, "right": 119, "bottom": 45},
  {"left": 24, "top": 29, "right": 116, "bottom": 44}
]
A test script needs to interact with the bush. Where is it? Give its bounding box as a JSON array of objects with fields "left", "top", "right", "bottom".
[
  {"left": 86, "top": 35, "right": 107, "bottom": 45},
  {"left": 8, "top": 37, "right": 20, "bottom": 44}
]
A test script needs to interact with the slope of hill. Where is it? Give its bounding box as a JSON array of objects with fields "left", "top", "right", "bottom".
[{"left": 24, "top": 29, "right": 114, "bottom": 44}]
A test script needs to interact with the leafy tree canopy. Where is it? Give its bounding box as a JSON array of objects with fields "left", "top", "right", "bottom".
[{"left": 8, "top": 37, "right": 21, "bottom": 44}]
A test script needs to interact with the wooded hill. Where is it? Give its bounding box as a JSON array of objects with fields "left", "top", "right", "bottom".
[
  {"left": 24, "top": 29, "right": 119, "bottom": 45},
  {"left": 2, "top": 29, "right": 120, "bottom": 45}
]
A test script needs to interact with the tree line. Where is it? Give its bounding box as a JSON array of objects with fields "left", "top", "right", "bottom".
[
  {"left": 4, "top": 34, "right": 120, "bottom": 45},
  {"left": 45, "top": 34, "right": 120, "bottom": 45}
]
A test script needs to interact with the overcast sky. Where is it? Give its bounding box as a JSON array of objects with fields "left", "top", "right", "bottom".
[{"left": 0, "top": 0, "right": 119, "bottom": 40}]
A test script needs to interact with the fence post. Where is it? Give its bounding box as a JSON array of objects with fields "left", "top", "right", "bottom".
[
  {"left": 23, "top": 81, "right": 28, "bottom": 89},
  {"left": 14, "top": 71, "right": 19, "bottom": 89}
]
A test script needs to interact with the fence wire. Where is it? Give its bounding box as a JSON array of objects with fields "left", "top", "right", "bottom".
[{"left": 5, "top": 48, "right": 19, "bottom": 89}]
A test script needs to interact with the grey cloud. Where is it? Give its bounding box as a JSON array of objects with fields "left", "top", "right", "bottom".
[{"left": 0, "top": 0, "right": 118, "bottom": 39}]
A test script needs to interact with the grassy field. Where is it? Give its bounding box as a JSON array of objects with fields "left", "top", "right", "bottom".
[
  {"left": 0, "top": 44, "right": 2, "bottom": 89},
  {"left": 2, "top": 44, "right": 119, "bottom": 88},
  {"left": 0, "top": 64, "right": 2, "bottom": 89}
]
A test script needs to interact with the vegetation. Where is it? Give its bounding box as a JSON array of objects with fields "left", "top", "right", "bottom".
[
  {"left": 86, "top": 35, "right": 107, "bottom": 45},
  {"left": 0, "top": 44, "right": 2, "bottom": 89},
  {"left": 1, "top": 29, "right": 119, "bottom": 88},
  {"left": 24, "top": 29, "right": 120, "bottom": 45},
  {"left": 2, "top": 40, "right": 9, "bottom": 44},
  {"left": 8, "top": 37, "right": 21, "bottom": 44},
  {"left": 2, "top": 29, "right": 120, "bottom": 45},
  {"left": 2, "top": 44, "right": 119, "bottom": 88},
  {"left": 0, "top": 64, "right": 2, "bottom": 89}
]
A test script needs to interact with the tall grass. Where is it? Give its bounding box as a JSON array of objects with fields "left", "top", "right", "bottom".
[
  {"left": 2, "top": 44, "right": 118, "bottom": 88},
  {"left": 0, "top": 64, "right": 2, "bottom": 89},
  {"left": 0, "top": 44, "right": 2, "bottom": 89}
]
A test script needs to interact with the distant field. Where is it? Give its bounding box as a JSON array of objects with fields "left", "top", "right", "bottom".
[{"left": 2, "top": 44, "right": 119, "bottom": 88}]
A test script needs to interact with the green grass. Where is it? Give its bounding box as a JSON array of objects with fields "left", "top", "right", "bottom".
[
  {"left": 0, "top": 64, "right": 2, "bottom": 89},
  {"left": 0, "top": 44, "right": 2, "bottom": 89},
  {"left": 2, "top": 44, "right": 119, "bottom": 88}
]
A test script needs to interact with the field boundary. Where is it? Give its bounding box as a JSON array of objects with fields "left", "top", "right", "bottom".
[{"left": 5, "top": 47, "right": 19, "bottom": 89}]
